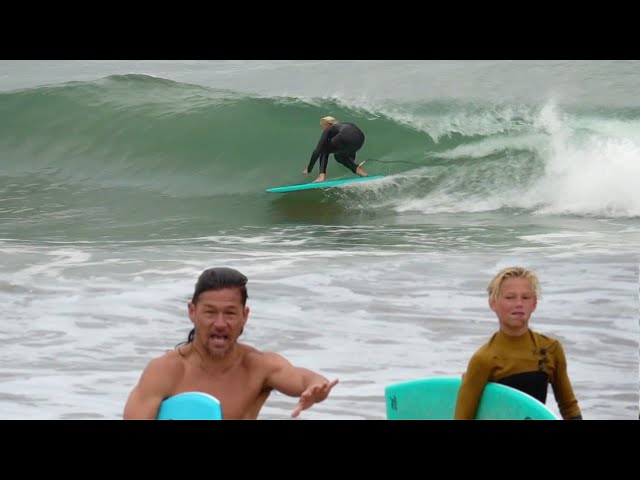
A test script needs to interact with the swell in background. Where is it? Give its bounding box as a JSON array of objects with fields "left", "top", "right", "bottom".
[{"left": 1, "top": 74, "right": 639, "bottom": 240}]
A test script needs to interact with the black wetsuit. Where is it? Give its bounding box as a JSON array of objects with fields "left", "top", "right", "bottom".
[{"left": 306, "top": 122, "right": 365, "bottom": 175}]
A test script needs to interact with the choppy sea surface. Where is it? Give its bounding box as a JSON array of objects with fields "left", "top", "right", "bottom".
[{"left": 0, "top": 60, "right": 637, "bottom": 420}]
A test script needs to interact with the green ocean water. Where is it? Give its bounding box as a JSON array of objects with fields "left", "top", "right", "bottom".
[
  {"left": 0, "top": 61, "right": 637, "bottom": 420},
  {"left": 1, "top": 71, "right": 638, "bottom": 242}
]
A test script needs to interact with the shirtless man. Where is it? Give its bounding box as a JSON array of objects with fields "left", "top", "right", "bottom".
[
  {"left": 303, "top": 116, "right": 368, "bottom": 183},
  {"left": 123, "top": 267, "right": 339, "bottom": 420}
]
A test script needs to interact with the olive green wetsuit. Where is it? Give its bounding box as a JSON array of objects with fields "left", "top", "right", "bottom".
[{"left": 454, "top": 328, "right": 582, "bottom": 420}]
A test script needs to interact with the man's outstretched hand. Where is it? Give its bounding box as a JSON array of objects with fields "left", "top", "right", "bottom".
[{"left": 291, "top": 379, "right": 340, "bottom": 418}]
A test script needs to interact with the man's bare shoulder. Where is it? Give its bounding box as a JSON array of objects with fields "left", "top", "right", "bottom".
[
  {"left": 240, "top": 344, "right": 289, "bottom": 369},
  {"left": 142, "top": 348, "right": 187, "bottom": 376}
]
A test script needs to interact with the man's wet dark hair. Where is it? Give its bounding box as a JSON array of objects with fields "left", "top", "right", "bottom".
[
  {"left": 191, "top": 267, "right": 248, "bottom": 305},
  {"left": 178, "top": 267, "right": 249, "bottom": 348}
]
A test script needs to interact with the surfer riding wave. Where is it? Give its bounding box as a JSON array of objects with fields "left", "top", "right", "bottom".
[{"left": 303, "top": 116, "right": 368, "bottom": 183}]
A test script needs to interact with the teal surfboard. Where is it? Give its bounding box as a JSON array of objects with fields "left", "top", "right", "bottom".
[
  {"left": 266, "top": 175, "right": 385, "bottom": 193},
  {"left": 156, "top": 392, "right": 223, "bottom": 420},
  {"left": 385, "top": 377, "right": 558, "bottom": 420}
]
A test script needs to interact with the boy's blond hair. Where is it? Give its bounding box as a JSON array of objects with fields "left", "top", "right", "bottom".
[{"left": 487, "top": 266, "right": 541, "bottom": 302}]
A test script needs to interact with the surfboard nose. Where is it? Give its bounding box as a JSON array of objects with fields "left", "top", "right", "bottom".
[{"left": 156, "top": 392, "right": 223, "bottom": 420}]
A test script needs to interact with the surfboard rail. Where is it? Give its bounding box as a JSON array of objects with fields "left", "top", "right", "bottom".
[
  {"left": 266, "top": 175, "right": 385, "bottom": 193},
  {"left": 385, "top": 376, "right": 559, "bottom": 420}
]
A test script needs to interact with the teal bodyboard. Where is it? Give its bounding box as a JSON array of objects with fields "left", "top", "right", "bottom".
[
  {"left": 156, "top": 392, "right": 223, "bottom": 420},
  {"left": 266, "top": 175, "right": 385, "bottom": 193},
  {"left": 385, "top": 377, "right": 558, "bottom": 420}
]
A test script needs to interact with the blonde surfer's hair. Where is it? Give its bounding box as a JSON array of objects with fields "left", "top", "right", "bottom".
[
  {"left": 487, "top": 266, "right": 541, "bottom": 302},
  {"left": 320, "top": 116, "right": 338, "bottom": 126}
]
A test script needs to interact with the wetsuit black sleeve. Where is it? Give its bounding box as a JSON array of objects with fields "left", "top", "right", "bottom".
[{"left": 306, "top": 126, "right": 333, "bottom": 173}]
